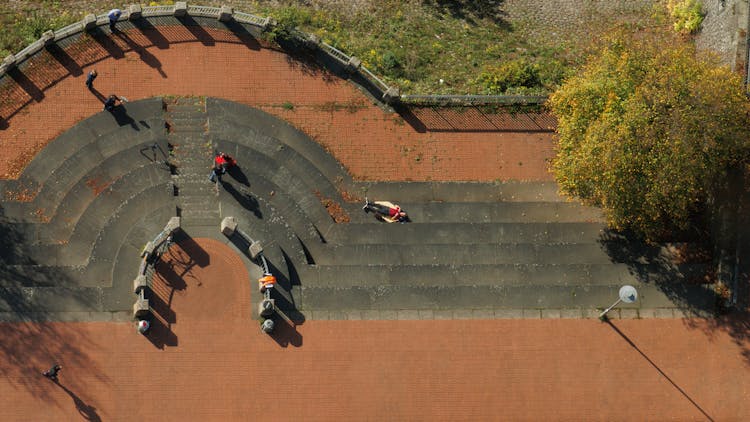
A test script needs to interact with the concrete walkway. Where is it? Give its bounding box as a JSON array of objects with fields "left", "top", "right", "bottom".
[{"left": 0, "top": 238, "right": 747, "bottom": 421}]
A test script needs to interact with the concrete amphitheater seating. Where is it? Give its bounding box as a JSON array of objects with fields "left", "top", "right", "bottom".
[{"left": 0, "top": 97, "right": 713, "bottom": 320}]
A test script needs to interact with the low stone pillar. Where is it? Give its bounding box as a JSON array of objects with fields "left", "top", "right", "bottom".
[
  {"left": 249, "top": 240, "right": 263, "bottom": 260},
  {"left": 259, "top": 298, "right": 275, "bottom": 317},
  {"left": 221, "top": 216, "right": 238, "bottom": 236},
  {"left": 133, "top": 274, "right": 149, "bottom": 294},
  {"left": 382, "top": 87, "right": 401, "bottom": 105},
  {"left": 262, "top": 17, "right": 276, "bottom": 31},
  {"left": 2, "top": 54, "right": 17, "bottom": 71},
  {"left": 305, "top": 33, "right": 320, "bottom": 49},
  {"left": 41, "top": 31, "right": 55, "bottom": 46},
  {"left": 261, "top": 318, "right": 275, "bottom": 333},
  {"left": 165, "top": 216, "right": 181, "bottom": 232},
  {"left": 218, "top": 5, "right": 233, "bottom": 22},
  {"left": 133, "top": 297, "right": 150, "bottom": 319},
  {"left": 129, "top": 4, "right": 142, "bottom": 20},
  {"left": 174, "top": 2, "right": 188, "bottom": 17},
  {"left": 83, "top": 14, "right": 97, "bottom": 31},
  {"left": 346, "top": 56, "right": 362, "bottom": 73},
  {"left": 141, "top": 241, "right": 156, "bottom": 258}
]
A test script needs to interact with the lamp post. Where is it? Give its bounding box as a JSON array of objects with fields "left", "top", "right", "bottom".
[{"left": 599, "top": 285, "right": 638, "bottom": 320}]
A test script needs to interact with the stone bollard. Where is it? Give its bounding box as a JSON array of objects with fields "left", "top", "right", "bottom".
[
  {"left": 133, "top": 296, "right": 150, "bottom": 319},
  {"left": 2, "top": 54, "right": 17, "bottom": 71},
  {"left": 259, "top": 298, "right": 275, "bottom": 317},
  {"left": 174, "top": 2, "right": 188, "bottom": 17},
  {"left": 129, "top": 4, "right": 142, "bottom": 20},
  {"left": 382, "top": 87, "right": 401, "bottom": 105},
  {"left": 346, "top": 56, "right": 362, "bottom": 74},
  {"left": 261, "top": 318, "right": 275, "bottom": 333},
  {"left": 83, "top": 14, "right": 98, "bottom": 31},
  {"left": 41, "top": 31, "right": 55, "bottom": 46},
  {"left": 218, "top": 5, "right": 233, "bottom": 22},
  {"left": 220, "top": 216, "right": 238, "bottom": 236},
  {"left": 248, "top": 240, "right": 263, "bottom": 260},
  {"left": 133, "top": 274, "right": 149, "bottom": 294}
]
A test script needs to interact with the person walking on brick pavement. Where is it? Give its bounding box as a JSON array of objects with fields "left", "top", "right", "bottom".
[
  {"left": 108, "top": 9, "right": 122, "bottom": 32},
  {"left": 85, "top": 70, "right": 97, "bottom": 89},
  {"left": 42, "top": 364, "right": 62, "bottom": 381}
]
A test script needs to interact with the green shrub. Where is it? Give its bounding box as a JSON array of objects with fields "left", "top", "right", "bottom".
[
  {"left": 476, "top": 59, "right": 541, "bottom": 94},
  {"left": 668, "top": 0, "right": 704, "bottom": 34}
]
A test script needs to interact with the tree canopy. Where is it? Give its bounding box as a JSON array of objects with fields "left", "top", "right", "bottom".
[{"left": 549, "top": 30, "right": 750, "bottom": 239}]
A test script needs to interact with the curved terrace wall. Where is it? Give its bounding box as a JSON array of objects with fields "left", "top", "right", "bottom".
[{"left": 0, "top": 4, "right": 556, "bottom": 182}]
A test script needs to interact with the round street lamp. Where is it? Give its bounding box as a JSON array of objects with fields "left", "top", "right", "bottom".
[{"left": 599, "top": 285, "right": 638, "bottom": 320}]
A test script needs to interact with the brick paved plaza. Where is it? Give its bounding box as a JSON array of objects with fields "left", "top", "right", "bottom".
[{"left": 0, "top": 11, "right": 748, "bottom": 422}]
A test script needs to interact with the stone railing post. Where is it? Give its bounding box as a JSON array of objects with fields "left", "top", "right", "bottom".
[
  {"left": 83, "top": 14, "right": 97, "bottom": 31},
  {"left": 129, "top": 4, "right": 142, "bottom": 20},
  {"left": 174, "top": 2, "right": 188, "bottom": 17},
  {"left": 219, "top": 5, "right": 233, "bottom": 22}
]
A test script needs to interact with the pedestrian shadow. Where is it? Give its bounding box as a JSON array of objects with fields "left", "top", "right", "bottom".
[
  {"left": 227, "top": 166, "right": 250, "bottom": 187},
  {"left": 7, "top": 67, "right": 45, "bottom": 102},
  {"left": 89, "top": 27, "right": 125, "bottom": 59},
  {"left": 56, "top": 382, "right": 102, "bottom": 422},
  {"left": 108, "top": 105, "right": 138, "bottom": 129},
  {"left": 220, "top": 181, "right": 262, "bottom": 219},
  {"left": 114, "top": 31, "right": 167, "bottom": 78},
  {"left": 88, "top": 86, "right": 106, "bottom": 102},
  {"left": 45, "top": 44, "right": 83, "bottom": 77},
  {"left": 604, "top": 320, "right": 714, "bottom": 421}
]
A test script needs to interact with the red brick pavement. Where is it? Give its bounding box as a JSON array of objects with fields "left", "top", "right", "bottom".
[
  {"left": 0, "top": 25, "right": 555, "bottom": 182},
  {"left": 0, "top": 238, "right": 748, "bottom": 421}
]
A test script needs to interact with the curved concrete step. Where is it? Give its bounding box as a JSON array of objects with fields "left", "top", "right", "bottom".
[
  {"left": 296, "top": 282, "right": 714, "bottom": 311},
  {"left": 369, "top": 201, "right": 604, "bottom": 224},
  {"left": 314, "top": 243, "right": 618, "bottom": 266},
  {"left": 327, "top": 222, "right": 606, "bottom": 245},
  {"left": 356, "top": 181, "right": 567, "bottom": 203},
  {"left": 207, "top": 98, "right": 352, "bottom": 187},
  {"left": 215, "top": 149, "right": 337, "bottom": 234},
  {"left": 298, "top": 263, "right": 710, "bottom": 288},
  {"left": 2, "top": 124, "right": 166, "bottom": 218},
  {"left": 213, "top": 130, "right": 342, "bottom": 205},
  {"left": 14, "top": 98, "right": 164, "bottom": 191}
]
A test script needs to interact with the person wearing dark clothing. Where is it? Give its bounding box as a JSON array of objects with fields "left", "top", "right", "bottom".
[
  {"left": 103, "top": 94, "right": 121, "bottom": 112},
  {"left": 108, "top": 9, "right": 122, "bottom": 31},
  {"left": 42, "top": 364, "right": 62, "bottom": 381},
  {"left": 85, "top": 70, "right": 97, "bottom": 89}
]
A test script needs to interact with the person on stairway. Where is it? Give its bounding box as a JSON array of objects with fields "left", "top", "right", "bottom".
[
  {"left": 362, "top": 197, "right": 409, "bottom": 223},
  {"left": 209, "top": 152, "right": 236, "bottom": 183}
]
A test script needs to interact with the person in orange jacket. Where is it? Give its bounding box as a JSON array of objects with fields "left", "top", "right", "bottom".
[{"left": 259, "top": 273, "right": 276, "bottom": 293}]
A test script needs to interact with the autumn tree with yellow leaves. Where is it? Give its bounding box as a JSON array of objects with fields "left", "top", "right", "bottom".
[{"left": 549, "top": 30, "right": 750, "bottom": 240}]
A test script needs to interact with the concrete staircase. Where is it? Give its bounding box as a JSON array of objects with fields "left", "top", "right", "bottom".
[
  {"left": 165, "top": 96, "right": 220, "bottom": 229},
  {"left": 0, "top": 96, "right": 717, "bottom": 321}
]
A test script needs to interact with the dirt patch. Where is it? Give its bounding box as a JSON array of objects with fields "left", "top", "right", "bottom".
[{"left": 314, "top": 190, "right": 350, "bottom": 223}]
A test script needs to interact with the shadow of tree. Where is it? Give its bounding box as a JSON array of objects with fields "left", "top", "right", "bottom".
[
  {"left": 599, "top": 229, "right": 717, "bottom": 317},
  {"left": 0, "top": 208, "right": 110, "bottom": 400}
]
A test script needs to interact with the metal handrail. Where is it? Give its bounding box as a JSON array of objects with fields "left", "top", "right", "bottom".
[{"left": 400, "top": 94, "right": 548, "bottom": 105}]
